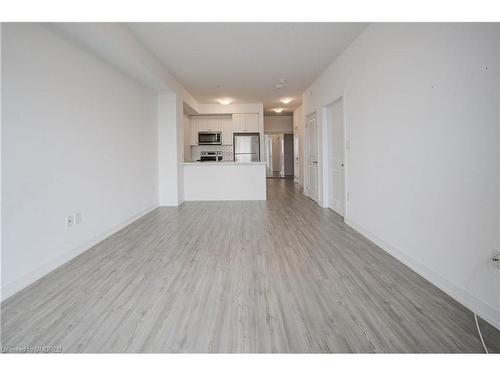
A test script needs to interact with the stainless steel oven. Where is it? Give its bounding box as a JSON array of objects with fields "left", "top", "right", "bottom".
[
  {"left": 199, "top": 151, "right": 223, "bottom": 162},
  {"left": 198, "top": 131, "right": 222, "bottom": 145}
]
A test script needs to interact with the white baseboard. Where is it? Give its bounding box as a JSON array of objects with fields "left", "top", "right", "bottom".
[
  {"left": 1, "top": 204, "right": 158, "bottom": 302},
  {"left": 344, "top": 218, "right": 500, "bottom": 331}
]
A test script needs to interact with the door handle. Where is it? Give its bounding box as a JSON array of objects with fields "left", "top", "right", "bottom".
[{"left": 312, "top": 161, "right": 318, "bottom": 164}]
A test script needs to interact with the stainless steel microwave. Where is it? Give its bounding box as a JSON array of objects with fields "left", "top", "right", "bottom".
[{"left": 198, "top": 131, "right": 222, "bottom": 145}]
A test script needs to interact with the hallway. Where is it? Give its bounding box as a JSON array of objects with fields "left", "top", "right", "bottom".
[{"left": 2, "top": 179, "right": 499, "bottom": 353}]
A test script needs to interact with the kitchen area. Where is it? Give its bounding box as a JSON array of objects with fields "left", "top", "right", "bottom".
[{"left": 179, "top": 110, "right": 267, "bottom": 201}]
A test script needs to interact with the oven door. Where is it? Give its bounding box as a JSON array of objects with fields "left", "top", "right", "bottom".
[
  {"left": 200, "top": 156, "right": 217, "bottom": 162},
  {"left": 198, "top": 132, "right": 222, "bottom": 145}
]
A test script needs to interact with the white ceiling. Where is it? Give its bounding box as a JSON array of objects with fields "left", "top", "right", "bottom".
[{"left": 126, "top": 23, "right": 368, "bottom": 112}]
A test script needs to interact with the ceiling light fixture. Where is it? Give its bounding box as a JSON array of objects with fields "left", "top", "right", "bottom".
[
  {"left": 280, "top": 97, "right": 293, "bottom": 104},
  {"left": 217, "top": 97, "right": 232, "bottom": 105},
  {"left": 274, "top": 108, "right": 285, "bottom": 113},
  {"left": 275, "top": 84, "right": 284, "bottom": 89}
]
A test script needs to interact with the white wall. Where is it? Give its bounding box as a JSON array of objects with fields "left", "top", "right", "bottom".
[
  {"left": 0, "top": 24, "right": 3, "bottom": 293},
  {"left": 158, "top": 94, "right": 179, "bottom": 206},
  {"left": 303, "top": 23, "right": 500, "bottom": 328},
  {"left": 293, "top": 105, "right": 304, "bottom": 186},
  {"left": 53, "top": 23, "right": 197, "bottom": 208},
  {"left": 54, "top": 23, "right": 199, "bottom": 111},
  {"left": 498, "top": 25, "right": 500, "bottom": 267},
  {"left": 264, "top": 115, "right": 293, "bottom": 133},
  {"left": 1, "top": 24, "right": 159, "bottom": 300}
]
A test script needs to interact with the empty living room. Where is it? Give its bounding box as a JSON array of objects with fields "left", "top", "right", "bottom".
[{"left": 1, "top": 1, "right": 500, "bottom": 374}]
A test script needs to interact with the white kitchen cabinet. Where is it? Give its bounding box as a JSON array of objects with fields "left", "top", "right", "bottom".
[
  {"left": 196, "top": 116, "right": 222, "bottom": 132},
  {"left": 197, "top": 117, "right": 209, "bottom": 132},
  {"left": 190, "top": 116, "right": 199, "bottom": 145},
  {"left": 222, "top": 116, "right": 233, "bottom": 145},
  {"left": 232, "top": 113, "right": 260, "bottom": 133},
  {"left": 212, "top": 116, "right": 222, "bottom": 132},
  {"left": 245, "top": 113, "right": 260, "bottom": 133},
  {"left": 232, "top": 114, "right": 246, "bottom": 133},
  {"left": 191, "top": 114, "right": 256, "bottom": 145}
]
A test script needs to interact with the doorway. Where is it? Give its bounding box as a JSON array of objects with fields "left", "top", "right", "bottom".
[
  {"left": 293, "top": 133, "right": 300, "bottom": 183},
  {"left": 326, "top": 98, "right": 346, "bottom": 216},
  {"left": 305, "top": 114, "right": 319, "bottom": 202},
  {"left": 283, "top": 134, "right": 294, "bottom": 177},
  {"left": 264, "top": 133, "right": 294, "bottom": 179}
]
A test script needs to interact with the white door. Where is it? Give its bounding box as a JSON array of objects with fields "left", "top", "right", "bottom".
[
  {"left": 328, "top": 99, "right": 345, "bottom": 216},
  {"left": 306, "top": 116, "right": 319, "bottom": 202}
]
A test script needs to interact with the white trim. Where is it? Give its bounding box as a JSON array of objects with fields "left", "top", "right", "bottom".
[
  {"left": 1, "top": 204, "right": 158, "bottom": 302},
  {"left": 344, "top": 218, "right": 500, "bottom": 331}
]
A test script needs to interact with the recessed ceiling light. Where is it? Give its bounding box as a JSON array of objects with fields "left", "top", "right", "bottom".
[
  {"left": 279, "top": 79, "right": 287, "bottom": 84},
  {"left": 280, "top": 97, "right": 293, "bottom": 104},
  {"left": 274, "top": 108, "right": 284, "bottom": 113},
  {"left": 217, "top": 97, "right": 232, "bottom": 105},
  {"left": 275, "top": 84, "right": 284, "bottom": 89}
]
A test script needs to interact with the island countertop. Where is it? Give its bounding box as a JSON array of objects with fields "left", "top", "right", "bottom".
[
  {"left": 179, "top": 161, "right": 266, "bottom": 201},
  {"left": 179, "top": 161, "right": 267, "bottom": 166}
]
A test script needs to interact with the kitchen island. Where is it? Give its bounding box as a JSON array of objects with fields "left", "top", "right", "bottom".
[{"left": 179, "top": 162, "right": 267, "bottom": 201}]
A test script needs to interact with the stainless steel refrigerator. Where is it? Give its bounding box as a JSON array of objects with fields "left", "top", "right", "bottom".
[{"left": 233, "top": 133, "right": 260, "bottom": 163}]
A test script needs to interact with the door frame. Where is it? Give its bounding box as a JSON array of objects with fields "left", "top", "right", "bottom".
[
  {"left": 322, "top": 95, "right": 347, "bottom": 217},
  {"left": 304, "top": 112, "right": 318, "bottom": 201},
  {"left": 293, "top": 132, "right": 300, "bottom": 184},
  {"left": 283, "top": 133, "right": 294, "bottom": 177}
]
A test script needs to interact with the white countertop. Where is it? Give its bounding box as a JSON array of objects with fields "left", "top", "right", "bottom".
[{"left": 179, "top": 161, "right": 267, "bottom": 166}]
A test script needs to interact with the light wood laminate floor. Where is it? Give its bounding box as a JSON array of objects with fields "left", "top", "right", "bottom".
[{"left": 2, "top": 179, "right": 499, "bottom": 353}]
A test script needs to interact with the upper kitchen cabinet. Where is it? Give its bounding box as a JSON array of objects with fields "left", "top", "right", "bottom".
[
  {"left": 196, "top": 116, "right": 223, "bottom": 132},
  {"left": 221, "top": 116, "right": 233, "bottom": 145},
  {"left": 244, "top": 113, "right": 260, "bottom": 132},
  {"left": 232, "top": 114, "right": 246, "bottom": 133},
  {"left": 196, "top": 117, "right": 209, "bottom": 132},
  {"left": 190, "top": 116, "right": 199, "bottom": 145},
  {"left": 232, "top": 113, "right": 260, "bottom": 133}
]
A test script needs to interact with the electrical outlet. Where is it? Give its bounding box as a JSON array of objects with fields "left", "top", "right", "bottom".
[
  {"left": 492, "top": 251, "right": 500, "bottom": 270},
  {"left": 75, "top": 212, "right": 82, "bottom": 225},
  {"left": 66, "top": 215, "right": 74, "bottom": 228}
]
